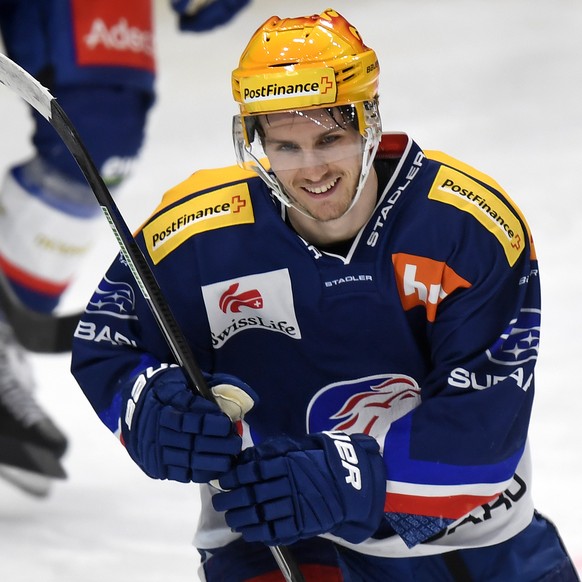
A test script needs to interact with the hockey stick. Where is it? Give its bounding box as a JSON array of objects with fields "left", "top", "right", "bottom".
[
  {"left": 0, "top": 268, "right": 81, "bottom": 353},
  {"left": 0, "top": 53, "right": 304, "bottom": 582}
]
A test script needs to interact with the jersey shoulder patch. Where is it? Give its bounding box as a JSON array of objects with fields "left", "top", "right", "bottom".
[
  {"left": 425, "top": 151, "right": 529, "bottom": 266},
  {"left": 141, "top": 165, "right": 256, "bottom": 264}
]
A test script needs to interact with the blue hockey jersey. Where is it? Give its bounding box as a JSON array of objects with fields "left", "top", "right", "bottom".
[{"left": 71, "top": 134, "right": 539, "bottom": 557}]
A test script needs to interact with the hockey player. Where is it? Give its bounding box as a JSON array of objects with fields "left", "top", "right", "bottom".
[
  {"left": 0, "top": 0, "right": 250, "bottom": 496},
  {"left": 70, "top": 8, "right": 579, "bottom": 581}
]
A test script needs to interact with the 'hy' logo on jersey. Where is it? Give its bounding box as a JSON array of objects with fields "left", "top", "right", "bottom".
[{"left": 392, "top": 253, "right": 471, "bottom": 322}]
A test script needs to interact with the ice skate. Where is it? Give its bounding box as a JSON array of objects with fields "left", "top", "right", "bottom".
[{"left": 0, "top": 317, "right": 68, "bottom": 497}]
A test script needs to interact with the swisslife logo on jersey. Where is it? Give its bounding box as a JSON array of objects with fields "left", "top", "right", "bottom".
[
  {"left": 71, "top": 0, "right": 155, "bottom": 71},
  {"left": 307, "top": 374, "right": 421, "bottom": 446},
  {"left": 392, "top": 253, "right": 472, "bottom": 322},
  {"left": 202, "top": 269, "right": 301, "bottom": 348}
]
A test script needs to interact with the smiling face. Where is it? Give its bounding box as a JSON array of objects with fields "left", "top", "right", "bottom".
[{"left": 260, "top": 109, "right": 367, "bottom": 223}]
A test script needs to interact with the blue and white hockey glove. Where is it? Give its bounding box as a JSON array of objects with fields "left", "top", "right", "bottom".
[
  {"left": 212, "top": 431, "right": 386, "bottom": 546},
  {"left": 171, "top": 0, "right": 251, "bottom": 32},
  {"left": 121, "top": 364, "right": 256, "bottom": 483}
]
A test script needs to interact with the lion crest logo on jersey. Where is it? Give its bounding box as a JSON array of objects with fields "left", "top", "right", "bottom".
[{"left": 307, "top": 374, "right": 421, "bottom": 446}]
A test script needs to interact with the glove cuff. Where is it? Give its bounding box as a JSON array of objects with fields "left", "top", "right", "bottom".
[{"left": 318, "top": 431, "right": 386, "bottom": 543}]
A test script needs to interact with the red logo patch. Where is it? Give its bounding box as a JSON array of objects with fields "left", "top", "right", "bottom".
[
  {"left": 392, "top": 253, "right": 471, "bottom": 322},
  {"left": 219, "top": 283, "right": 264, "bottom": 313},
  {"left": 71, "top": 0, "right": 155, "bottom": 71}
]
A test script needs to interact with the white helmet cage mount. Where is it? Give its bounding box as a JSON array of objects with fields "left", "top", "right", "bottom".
[{"left": 233, "top": 99, "right": 382, "bottom": 219}]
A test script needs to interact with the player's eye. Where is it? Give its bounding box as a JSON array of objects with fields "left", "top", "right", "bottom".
[
  {"left": 318, "top": 133, "right": 343, "bottom": 147},
  {"left": 276, "top": 142, "right": 300, "bottom": 153}
]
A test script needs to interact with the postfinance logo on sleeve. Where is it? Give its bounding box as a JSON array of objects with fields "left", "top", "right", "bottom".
[
  {"left": 428, "top": 166, "right": 525, "bottom": 266},
  {"left": 143, "top": 183, "right": 254, "bottom": 264}
]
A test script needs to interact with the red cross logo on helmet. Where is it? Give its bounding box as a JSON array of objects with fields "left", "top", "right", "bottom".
[{"left": 319, "top": 75, "right": 335, "bottom": 95}]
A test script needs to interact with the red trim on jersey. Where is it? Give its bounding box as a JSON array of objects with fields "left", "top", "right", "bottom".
[
  {"left": 0, "top": 254, "right": 67, "bottom": 296},
  {"left": 385, "top": 491, "right": 500, "bottom": 519},
  {"left": 377, "top": 133, "right": 409, "bottom": 159}
]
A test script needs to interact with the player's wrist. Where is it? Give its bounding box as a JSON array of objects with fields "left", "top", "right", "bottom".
[{"left": 315, "top": 431, "right": 386, "bottom": 543}]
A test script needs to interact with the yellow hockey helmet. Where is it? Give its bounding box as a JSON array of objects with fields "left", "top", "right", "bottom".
[
  {"left": 231, "top": 9, "right": 382, "bottom": 218},
  {"left": 232, "top": 8, "right": 379, "bottom": 117}
]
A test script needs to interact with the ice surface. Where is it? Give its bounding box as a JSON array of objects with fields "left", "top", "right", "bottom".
[{"left": 1, "top": 1, "right": 581, "bottom": 580}]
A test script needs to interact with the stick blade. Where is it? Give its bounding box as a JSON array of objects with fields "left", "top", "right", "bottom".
[{"left": 0, "top": 52, "right": 53, "bottom": 120}]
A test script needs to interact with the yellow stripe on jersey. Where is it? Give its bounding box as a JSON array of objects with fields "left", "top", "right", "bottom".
[
  {"left": 142, "top": 166, "right": 255, "bottom": 264},
  {"left": 155, "top": 165, "right": 256, "bottom": 209},
  {"left": 426, "top": 152, "right": 528, "bottom": 266}
]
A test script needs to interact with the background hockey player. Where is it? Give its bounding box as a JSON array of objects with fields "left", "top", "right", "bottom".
[
  {"left": 71, "top": 8, "right": 579, "bottom": 581},
  {"left": 0, "top": 0, "right": 250, "bottom": 496}
]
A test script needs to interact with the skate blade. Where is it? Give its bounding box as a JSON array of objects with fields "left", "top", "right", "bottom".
[
  {"left": 0, "top": 464, "right": 53, "bottom": 497},
  {"left": 0, "top": 435, "right": 67, "bottom": 479}
]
